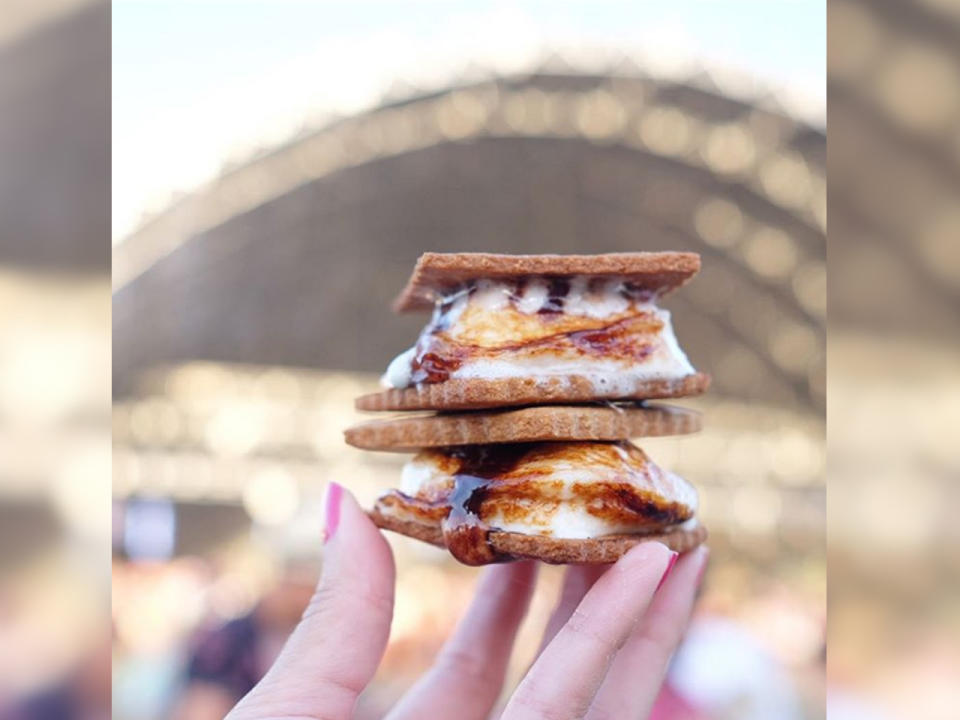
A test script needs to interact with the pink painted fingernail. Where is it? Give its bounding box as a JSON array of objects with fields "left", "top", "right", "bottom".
[
  {"left": 323, "top": 482, "right": 343, "bottom": 543},
  {"left": 656, "top": 551, "right": 679, "bottom": 591}
]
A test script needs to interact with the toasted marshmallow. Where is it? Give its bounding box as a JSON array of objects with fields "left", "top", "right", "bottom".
[
  {"left": 381, "top": 278, "right": 695, "bottom": 389},
  {"left": 379, "top": 441, "right": 698, "bottom": 539}
]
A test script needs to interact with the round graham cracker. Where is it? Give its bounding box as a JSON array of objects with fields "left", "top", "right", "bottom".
[
  {"left": 370, "top": 507, "right": 707, "bottom": 565},
  {"left": 344, "top": 403, "right": 701, "bottom": 451},
  {"left": 355, "top": 373, "right": 710, "bottom": 412}
]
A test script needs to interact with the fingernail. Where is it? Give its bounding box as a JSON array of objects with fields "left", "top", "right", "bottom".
[
  {"left": 323, "top": 482, "right": 343, "bottom": 543},
  {"left": 656, "top": 551, "right": 679, "bottom": 592}
]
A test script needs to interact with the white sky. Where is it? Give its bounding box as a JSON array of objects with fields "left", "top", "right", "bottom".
[{"left": 112, "top": 0, "right": 825, "bottom": 244}]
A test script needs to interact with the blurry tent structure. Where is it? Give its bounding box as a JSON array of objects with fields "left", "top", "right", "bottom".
[
  {"left": 112, "top": 68, "right": 826, "bottom": 566},
  {"left": 114, "top": 72, "right": 825, "bottom": 410}
]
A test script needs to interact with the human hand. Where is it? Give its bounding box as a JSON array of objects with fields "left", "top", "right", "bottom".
[{"left": 227, "top": 482, "right": 709, "bottom": 720}]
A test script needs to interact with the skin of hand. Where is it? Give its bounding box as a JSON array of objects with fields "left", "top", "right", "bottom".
[{"left": 227, "top": 482, "right": 709, "bottom": 720}]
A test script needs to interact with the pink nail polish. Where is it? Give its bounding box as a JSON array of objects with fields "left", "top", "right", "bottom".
[
  {"left": 323, "top": 482, "right": 343, "bottom": 543},
  {"left": 656, "top": 552, "right": 679, "bottom": 591}
]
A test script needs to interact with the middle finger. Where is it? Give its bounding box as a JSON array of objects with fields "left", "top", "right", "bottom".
[
  {"left": 536, "top": 564, "right": 608, "bottom": 657},
  {"left": 386, "top": 560, "right": 538, "bottom": 720}
]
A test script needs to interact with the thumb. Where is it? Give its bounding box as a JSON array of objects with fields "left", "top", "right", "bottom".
[{"left": 229, "top": 482, "right": 396, "bottom": 720}]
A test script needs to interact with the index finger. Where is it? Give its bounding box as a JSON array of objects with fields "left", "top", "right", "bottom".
[{"left": 228, "top": 484, "right": 395, "bottom": 720}]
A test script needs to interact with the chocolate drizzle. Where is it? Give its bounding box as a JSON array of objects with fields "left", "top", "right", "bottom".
[
  {"left": 440, "top": 445, "right": 529, "bottom": 565},
  {"left": 622, "top": 281, "right": 657, "bottom": 303},
  {"left": 441, "top": 475, "right": 503, "bottom": 565},
  {"left": 568, "top": 317, "right": 658, "bottom": 359},
  {"left": 410, "top": 289, "right": 468, "bottom": 382},
  {"left": 411, "top": 351, "right": 461, "bottom": 383},
  {"left": 537, "top": 277, "right": 571, "bottom": 314}
]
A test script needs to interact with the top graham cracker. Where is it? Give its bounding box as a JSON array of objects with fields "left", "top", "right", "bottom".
[{"left": 391, "top": 252, "right": 701, "bottom": 312}]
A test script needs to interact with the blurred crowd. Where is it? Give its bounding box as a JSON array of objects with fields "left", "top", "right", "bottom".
[{"left": 109, "top": 531, "right": 822, "bottom": 720}]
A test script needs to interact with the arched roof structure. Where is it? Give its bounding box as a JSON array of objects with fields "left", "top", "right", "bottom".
[{"left": 113, "top": 72, "right": 826, "bottom": 415}]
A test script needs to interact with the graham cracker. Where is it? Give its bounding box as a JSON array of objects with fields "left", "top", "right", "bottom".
[
  {"left": 344, "top": 403, "right": 701, "bottom": 451},
  {"left": 370, "top": 507, "right": 707, "bottom": 565},
  {"left": 355, "top": 372, "right": 710, "bottom": 411},
  {"left": 393, "top": 252, "right": 701, "bottom": 312}
]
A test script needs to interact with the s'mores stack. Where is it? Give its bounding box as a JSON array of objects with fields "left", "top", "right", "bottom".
[{"left": 345, "top": 252, "right": 709, "bottom": 565}]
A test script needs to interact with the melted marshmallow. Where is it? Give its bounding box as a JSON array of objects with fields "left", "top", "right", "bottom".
[
  {"left": 392, "top": 442, "right": 698, "bottom": 539},
  {"left": 381, "top": 278, "right": 696, "bottom": 389}
]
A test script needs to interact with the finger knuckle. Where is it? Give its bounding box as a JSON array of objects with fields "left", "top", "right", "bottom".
[
  {"left": 438, "top": 647, "right": 500, "bottom": 692},
  {"left": 300, "top": 585, "right": 336, "bottom": 624},
  {"left": 355, "top": 581, "right": 395, "bottom": 617},
  {"left": 228, "top": 687, "right": 351, "bottom": 720},
  {"left": 301, "top": 580, "right": 393, "bottom": 624},
  {"left": 630, "top": 630, "right": 676, "bottom": 663},
  {"left": 588, "top": 707, "right": 627, "bottom": 720},
  {"left": 510, "top": 690, "right": 580, "bottom": 720},
  {"left": 566, "top": 608, "right": 619, "bottom": 649},
  {"left": 634, "top": 621, "right": 678, "bottom": 659}
]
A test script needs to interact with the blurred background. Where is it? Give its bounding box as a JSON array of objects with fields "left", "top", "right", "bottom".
[
  {"left": 2, "top": 1, "right": 954, "bottom": 716},
  {"left": 110, "top": 3, "right": 826, "bottom": 719},
  {"left": 828, "top": 1, "right": 960, "bottom": 719},
  {"left": 0, "top": 0, "right": 111, "bottom": 719},
  {"left": 1, "top": 1, "right": 864, "bottom": 719}
]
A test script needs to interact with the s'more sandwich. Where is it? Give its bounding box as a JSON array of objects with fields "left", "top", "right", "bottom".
[{"left": 346, "top": 252, "right": 709, "bottom": 565}]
